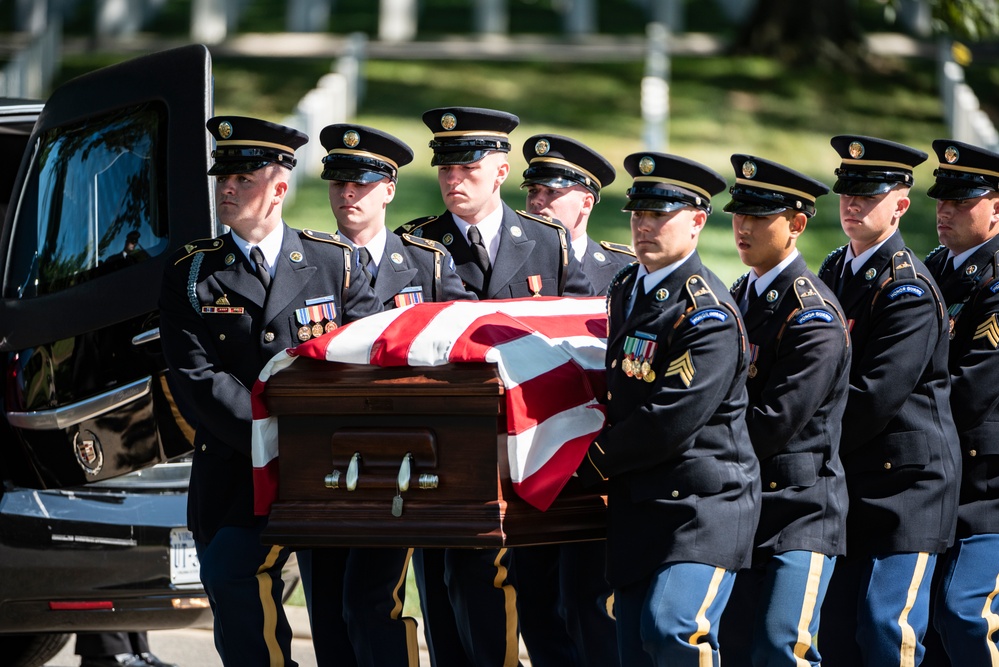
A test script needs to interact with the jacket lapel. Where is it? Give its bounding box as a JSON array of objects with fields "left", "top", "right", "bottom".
[
  {"left": 212, "top": 233, "right": 268, "bottom": 307},
  {"left": 440, "top": 214, "right": 486, "bottom": 294},
  {"left": 374, "top": 233, "right": 420, "bottom": 305},
  {"left": 262, "top": 225, "right": 317, "bottom": 326},
  {"left": 487, "top": 204, "right": 535, "bottom": 299}
]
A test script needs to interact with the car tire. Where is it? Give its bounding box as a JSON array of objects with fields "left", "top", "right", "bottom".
[{"left": 0, "top": 632, "right": 71, "bottom": 667}]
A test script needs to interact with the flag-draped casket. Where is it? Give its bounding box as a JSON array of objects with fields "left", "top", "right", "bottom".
[{"left": 254, "top": 297, "right": 610, "bottom": 548}]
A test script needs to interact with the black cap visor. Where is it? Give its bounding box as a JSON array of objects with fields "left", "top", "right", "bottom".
[
  {"left": 520, "top": 164, "right": 599, "bottom": 197},
  {"left": 623, "top": 197, "right": 696, "bottom": 213},
  {"left": 832, "top": 168, "right": 912, "bottom": 196},
  {"left": 725, "top": 184, "right": 815, "bottom": 217},
  {"left": 429, "top": 138, "right": 510, "bottom": 166},
  {"left": 927, "top": 168, "right": 998, "bottom": 200},
  {"left": 208, "top": 159, "right": 276, "bottom": 175},
  {"left": 209, "top": 146, "right": 296, "bottom": 175},
  {"left": 322, "top": 167, "right": 389, "bottom": 184},
  {"left": 321, "top": 154, "right": 395, "bottom": 182},
  {"left": 623, "top": 184, "right": 709, "bottom": 214},
  {"left": 430, "top": 148, "right": 496, "bottom": 166},
  {"left": 723, "top": 199, "right": 788, "bottom": 216}
]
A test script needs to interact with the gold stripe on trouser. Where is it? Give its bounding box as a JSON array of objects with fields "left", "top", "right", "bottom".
[
  {"left": 255, "top": 544, "right": 286, "bottom": 667},
  {"left": 792, "top": 553, "right": 826, "bottom": 666},
  {"left": 688, "top": 567, "right": 726, "bottom": 667},
  {"left": 390, "top": 548, "right": 420, "bottom": 667},
  {"left": 898, "top": 552, "right": 930, "bottom": 667},
  {"left": 984, "top": 569, "right": 999, "bottom": 665},
  {"left": 492, "top": 547, "right": 521, "bottom": 667}
]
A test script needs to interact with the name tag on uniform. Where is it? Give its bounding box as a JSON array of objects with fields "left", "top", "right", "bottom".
[{"left": 201, "top": 306, "right": 244, "bottom": 314}]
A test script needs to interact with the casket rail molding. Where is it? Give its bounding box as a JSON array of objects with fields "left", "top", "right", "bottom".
[{"left": 260, "top": 359, "right": 607, "bottom": 548}]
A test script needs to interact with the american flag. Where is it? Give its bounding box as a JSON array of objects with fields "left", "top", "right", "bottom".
[{"left": 251, "top": 297, "right": 609, "bottom": 514}]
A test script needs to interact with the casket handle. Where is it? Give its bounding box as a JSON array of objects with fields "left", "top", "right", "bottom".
[
  {"left": 398, "top": 453, "right": 412, "bottom": 493},
  {"left": 346, "top": 452, "right": 362, "bottom": 491},
  {"left": 324, "top": 470, "right": 341, "bottom": 489},
  {"left": 419, "top": 473, "right": 439, "bottom": 490}
]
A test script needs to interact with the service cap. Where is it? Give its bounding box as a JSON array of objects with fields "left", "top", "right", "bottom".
[
  {"left": 422, "top": 107, "right": 519, "bottom": 166},
  {"left": 830, "top": 135, "right": 926, "bottom": 196},
  {"left": 320, "top": 124, "right": 414, "bottom": 184},
  {"left": 724, "top": 154, "right": 829, "bottom": 218},
  {"left": 520, "top": 134, "right": 615, "bottom": 201},
  {"left": 622, "top": 152, "right": 726, "bottom": 214},
  {"left": 926, "top": 139, "right": 999, "bottom": 200},
  {"left": 207, "top": 116, "right": 307, "bottom": 175}
]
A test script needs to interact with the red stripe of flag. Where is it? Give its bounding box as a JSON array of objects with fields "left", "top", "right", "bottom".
[
  {"left": 514, "top": 429, "right": 599, "bottom": 510},
  {"left": 504, "top": 360, "right": 597, "bottom": 434},
  {"left": 449, "top": 312, "right": 534, "bottom": 362},
  {"left": 369, "top": 302, "right": 451, "bottom": 366},
  {"left": 516, "top": 313, "right": 608, "bottom": 340}
]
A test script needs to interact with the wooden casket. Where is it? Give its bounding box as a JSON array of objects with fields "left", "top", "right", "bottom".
[{"left": 260, "top": 358, "right": 607, "bottom": 548}]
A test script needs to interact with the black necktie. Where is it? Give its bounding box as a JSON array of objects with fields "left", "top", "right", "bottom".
[
  {"left": 467, "top": 226, "right": 491, "bottom": 278},
  {"left": 249, "top": 245, "right": 270, "bottom": 290},
  {"left": 357, "top": 246, "right": 375, "bottom": 287},
  {"left": 742, "top": 282, "right": 757, "bottom": 314},
  {"left": 838, "top": 261, "right": 854, "bottom": 297},
  {"left": 939, "top": 258, "right": 956, "bottom": 281}
]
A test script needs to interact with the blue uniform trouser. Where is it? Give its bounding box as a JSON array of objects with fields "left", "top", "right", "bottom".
[
  {"left": 513, "top": 542, "right": 618, "bottom": 667},
  {"left": 720, "top": 551, "right": 835, "bottom": 667},
  {"left": 196, "top": 521, "right": 296, "bottom": 667},
  {"left": 820, "top": 552, "right": 937, "bottom": 667},
  {"left": 412, "top": 548, "right": 472, "bottom": 667},
  {"left": 927, "top": 533, "right": 999, "bottom": 666},
  {"left": 299, "top": 546, "right": 419, "bottom": 667},
  {"left": 615, "top": 562, "right": 735, "bottom": 667}
]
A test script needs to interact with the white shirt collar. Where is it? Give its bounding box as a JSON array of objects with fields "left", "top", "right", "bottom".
[
  {"left": 845, "top": 231, "right": 896, "bottom": 275},
  {"left": 343, "top": 226, "right": 388, "bottom": 280},
  {"left": 453, "top": 205, "right": 504, "bottom": 263},
  {"left": 748, "top": 249, "right": 799, "bottom": 297},
  {"left": 571, "top": 235, "right": 588, "bottom": 263},
  {"left": 636, "top": 249, "right": 696, "bottom": 294},
  {"left": 949, "top": 239, "right": 991, "bottom": 271},
  {"left": 231, "top": 225, "right": 284, "bottom": 277}
]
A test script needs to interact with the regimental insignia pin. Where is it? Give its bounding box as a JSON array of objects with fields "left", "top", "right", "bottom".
[
  {"left": 442, "top": 233, "right": 453, "bottom": 246},
  {"left": 527, "top": 274, "right": 543, "bottom": 297},
  {"left": 441, "top": 113, "right": 457, "bottom": 130},
  {"left": 849, "top": 141, "right": 865, "bottom": 159},
  {"left": 290, "top": 251, "right": 303, "bottom": 263},
  {"left": 391, "top": 252, "right": 404, "bottom": 264},
  {"left": 535, "top": 139, "right": 550, "bottom": 155},
  {"left": 593, "top": 251, "right": 606, "bottom": 262},
  {"left": 766, "top": 289, "right": 778, "bottom": 303},
  {"left": 966, "top": 264, "right": 977, "bottom": 275},
  {"left": 945, "top": 146, "right": 960, "bottom": 163},
  {"left": 216, "top": 294, "right": 230, "bottom": 306},
  {"left": 224, "top": 253, "right": 235, "bottom": 266},
  {"left": 639, "top": 156, "right": 655, "bottom": 175},
  {"left": 742, "top": 160, "right": 757, "bottom": 179},
  {"left": 865, "top": 268, "right": 877, "bottom": 280},
  {"left": 343, "top": 130, "right": 361, "bottom": 148},
  {"left": 511, "top": 226, "right": 523, "bottom": 238},
  {"left": 656, "top": 288, "right": 669, "bottom": 301},
  {"left": 219, "top": 121, "right": 233, "bottom": 139}
]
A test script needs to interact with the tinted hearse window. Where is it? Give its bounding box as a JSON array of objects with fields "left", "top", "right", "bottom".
[{"left": 6, "top": 102, "right": 168, "bottom": 299}]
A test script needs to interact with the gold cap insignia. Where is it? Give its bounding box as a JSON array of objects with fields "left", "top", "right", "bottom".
[
  {"left": 742, "top": 160, "right": 757, "bottom": 179},
  {"left": 849, "top": 141, "right": 865, "bottom": 159},
  {"left": 535, "top": 139, "right": 550, "bottom": 156},
  {"left": 441, "top": 113, "right": 457, "bottom": 131},
  {"left": 639, "top": 156, "right": 656, "bottom": 175},
  {"left": 945, "top": 146, "right": 960, "bottom": 164},
  {"left": 343, "top": 130, "right": 360, "bottom": 148},
  {"left": 219, "top": 121, "right": 233, "bottom": 139}
]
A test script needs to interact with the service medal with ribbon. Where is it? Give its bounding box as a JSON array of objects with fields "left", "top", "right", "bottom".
[
  {"left": 747, "top": 343, "right": 759, "bottom": 378},
  {"left": 527, "top": 274, "right": 543, "bottom": 297},
  {"left": 394, "top": 286, "right": 425, "bottom": 308},
  {"left": 622, "top": 331, "right": 658, "bottom": 381}
]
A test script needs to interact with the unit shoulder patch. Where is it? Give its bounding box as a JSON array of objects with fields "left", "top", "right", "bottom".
[
  {"left": 599, "top": 240, "right": 636, "bottom": 257},
  {"left": 887, "top": 283, "right": 926, "bottom": 300}
]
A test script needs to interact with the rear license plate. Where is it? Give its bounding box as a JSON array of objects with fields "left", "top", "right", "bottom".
[{"left": 169, "top": 528, "right": 200, "bottom": 585}]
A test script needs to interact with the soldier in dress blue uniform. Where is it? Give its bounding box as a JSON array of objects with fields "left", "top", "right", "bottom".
[
  {"left": 716, "top": 155, "right": 849, "bottom": 667},
  {"left": 920, "top": 140, "right": 999, "bottom": 667},
  {"left": 398, "top": 106, "right": 594, "bottom": 667},
  {"left": 299, "top": 123, "right": 474, "bottom": 667},
  {"left": 575, "top": 152, "right": 761, "bottom": 666},
  {"left": 815, "top": 135, "right": 961, "bottom": 667},
  {"left": 159, "top": 116, "right": 382, "bottom": 667},
  {"left": 513, "top": 133, "right": 622, "bottom": 667}
]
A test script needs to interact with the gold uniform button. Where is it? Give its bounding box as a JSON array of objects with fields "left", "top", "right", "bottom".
[
  {"left": 607, "top": 391, "right": 612, "bottom": 401},
  {"left": 263, "top": 331, "right": 275, "bottom": 343},
  {"left": 201, "top": 444, "right": 207, "bottom": 451},
  {"left": 769, "top": 481, "right": 777, "bottom": 489},
  {"left": 883, "top": 461, "right": 892, "bottom": 470},
  {"left": 218, "top": 334, "right": 226, "bottom": 341},
  {"left": 671, "top": 490, "right": 679, "bottom": 498},
  {"left": 969, "top": 449, "right": 977, "bottom": 457},
  {"left": 611, "top": 359, "right": 617, "bottom": 369}
]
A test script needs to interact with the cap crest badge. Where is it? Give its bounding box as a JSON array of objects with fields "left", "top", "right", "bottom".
[
  {"left": 343, "top": 130, "right": 361, "bottom": 148},
  {"left": 535, "top": 139, "right": 550, "bottom": 156},
  {"left": 945, "top": 146, "right": 960, "bottom": 164},
  {"left": 742, "top": 161, "right": 757, "bottom": 179},
  {"left": 849, "top": 141, "right": 865, "bottom": 159},
  {"left": 219, "top": 121, "right": 233, "bottom": 139},
  {"left": 639, "top": 156, "right": 656, "bottom": 175},
  {"left": 441, "top": 113, "right": 457, "bottom": 131}
]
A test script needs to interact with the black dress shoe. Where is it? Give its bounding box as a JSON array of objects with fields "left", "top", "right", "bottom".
[
  {"left": 139, "top": 652, "right": 179, "bottom": 667},
  {"left": 80, "top": 654, "right": 149, "bottom": 667}
]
